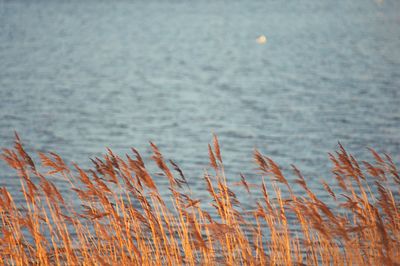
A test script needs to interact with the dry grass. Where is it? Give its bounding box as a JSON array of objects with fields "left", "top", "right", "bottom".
[{"left": 0, "top": 133, "right": 399, "bottom": 265}]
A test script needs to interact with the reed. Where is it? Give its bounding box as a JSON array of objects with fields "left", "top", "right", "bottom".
[{"left": 0, "top": 133, "right": 399, "bottom": 265}]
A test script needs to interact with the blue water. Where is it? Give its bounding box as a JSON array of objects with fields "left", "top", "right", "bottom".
[{"left": 1, "top": 0, "right": 399, "bottom": 202}]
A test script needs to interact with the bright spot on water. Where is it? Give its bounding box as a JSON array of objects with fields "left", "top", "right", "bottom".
[{"left": 256, "top": 35, "right": 267, "bottom": 44}]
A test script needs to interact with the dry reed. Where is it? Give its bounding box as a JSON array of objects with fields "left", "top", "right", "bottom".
[{"left": 0, "top": 133, "right": 399, "bottom": 265}]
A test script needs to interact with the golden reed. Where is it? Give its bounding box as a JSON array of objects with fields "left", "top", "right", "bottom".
[{"left": 0, "top": 133, "right": 399, "bottom": 265}]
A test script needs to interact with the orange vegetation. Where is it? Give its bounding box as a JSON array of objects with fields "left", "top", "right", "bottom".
[{"left": 0, "top": 133, "right": 399, "bottom": 265}]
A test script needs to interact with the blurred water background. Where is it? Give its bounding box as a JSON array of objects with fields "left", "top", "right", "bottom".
[{"left": 0, "top": 0, "right": 399, "bottom": 203}]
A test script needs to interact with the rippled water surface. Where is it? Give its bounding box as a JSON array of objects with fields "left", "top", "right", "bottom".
[{"left": 1, "top": 0, "right": 399, "bottom": 201}]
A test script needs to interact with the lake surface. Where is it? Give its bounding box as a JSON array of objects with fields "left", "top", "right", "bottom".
[{"left": 1, "top": 0, "right": 399, "bottom": 203}]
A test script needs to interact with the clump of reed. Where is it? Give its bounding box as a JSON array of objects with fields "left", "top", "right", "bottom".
[{"left": 0, "top": 133, "right": 399, "bottom": 265}]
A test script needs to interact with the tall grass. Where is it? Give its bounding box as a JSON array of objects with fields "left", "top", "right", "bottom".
[{"left": 0, "top": 133, "right": 399, "bottom": 265}]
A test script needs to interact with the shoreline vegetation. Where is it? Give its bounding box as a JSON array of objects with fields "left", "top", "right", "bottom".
[{"left": 0, "top": 134, "right": 399, "bottom": 265}]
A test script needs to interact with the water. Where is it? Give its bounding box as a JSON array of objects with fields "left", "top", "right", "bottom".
[{"left": 1, "top": 0, "right": 399, "bottom": 203}]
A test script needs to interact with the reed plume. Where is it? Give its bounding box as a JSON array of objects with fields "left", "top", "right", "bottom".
[{"left": 0, "top": 134, "right": 399, "bottom": 265}]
